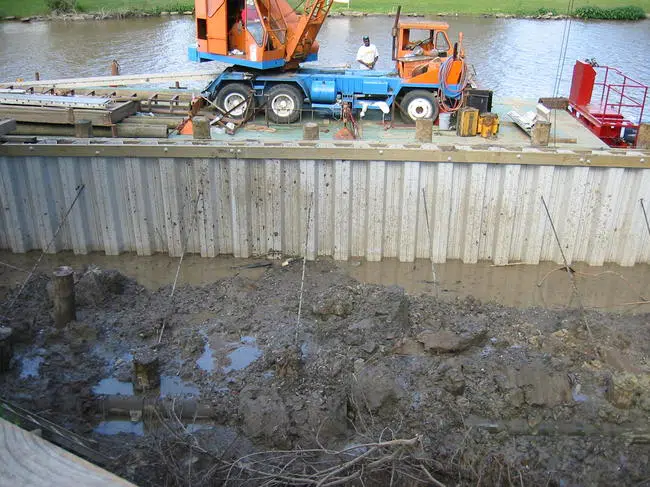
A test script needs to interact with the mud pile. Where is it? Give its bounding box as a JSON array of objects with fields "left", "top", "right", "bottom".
[{"left": 1, "top": 260, "right": 649, "bottom": 486}]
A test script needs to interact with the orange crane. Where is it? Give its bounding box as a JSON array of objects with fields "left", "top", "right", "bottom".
[{"left": 189, "top": 1, "right": 470, "bottom": 123}]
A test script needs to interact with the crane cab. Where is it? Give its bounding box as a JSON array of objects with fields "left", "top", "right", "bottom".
[{"left": 190, "top": 0, "right": 331, "bottom": 70}]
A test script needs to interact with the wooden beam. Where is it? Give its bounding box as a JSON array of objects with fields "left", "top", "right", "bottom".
[
  {"left": 13, "top": 122, "right": 168, "bottom": 138},
  {"left": 0, "top": 119, "right": 17, "bottom": 135},
  {"left": 0, "top": 71, "right": 220, "bottom": 89},
  {"left": 0, "top": 141, "right": 647, "bottom": 168},
  {"left": 0, "top": 101, "right": 136, "bottom": 126}
]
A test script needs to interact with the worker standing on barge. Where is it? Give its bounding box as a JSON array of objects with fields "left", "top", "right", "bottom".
[{"left": 356, "top": 35, "right": 379, "bottom": 70}]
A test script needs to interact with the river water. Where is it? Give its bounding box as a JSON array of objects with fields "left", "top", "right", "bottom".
[{"left": 1, "top": 15, "right": 649, "bottom": 101}]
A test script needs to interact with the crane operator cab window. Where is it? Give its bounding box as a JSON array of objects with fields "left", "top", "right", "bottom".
[
  {"left": 244, "top": 0, "right": 264, "bottom": 46},
  {"left": 405, "top": 29, "right": 450, "bottom": 57}
]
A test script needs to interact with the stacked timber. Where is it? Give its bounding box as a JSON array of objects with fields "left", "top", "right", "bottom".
[
  {"left": 0, "top": 93, "right": 136, "bottom": 126},
  {"left": 0, "top": 92, "right": 171, "bottom": 138}
]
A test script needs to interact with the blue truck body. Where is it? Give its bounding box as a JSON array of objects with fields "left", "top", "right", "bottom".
[{"left": 189, "top": 45, "right": 463, "bottom": 121}]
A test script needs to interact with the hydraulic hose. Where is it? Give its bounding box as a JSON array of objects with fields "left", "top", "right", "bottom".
[{"left": 438, "top": 56, "right": 470, "bottom": 112}]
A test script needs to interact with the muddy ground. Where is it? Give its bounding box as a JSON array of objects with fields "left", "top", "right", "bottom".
[{"left": 0, "top": 259, "right": 649, "bottom": 486}]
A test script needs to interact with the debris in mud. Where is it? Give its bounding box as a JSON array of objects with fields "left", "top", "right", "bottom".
[{"left": 0, "top": 261, "right": 649, "bottom": 486}]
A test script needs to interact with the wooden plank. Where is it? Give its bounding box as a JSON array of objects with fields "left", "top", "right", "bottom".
[
  {"left": 0, "top": 418, "right": 135, "bottom": 486},
  {"left": 1, "top": 143, "right": 649, "bottom": 169},
  {"left": 0, "top": 102, "right": 135, "bottom": 126},
  {"left": 0, "top": 119, "right": 16, "bottom": 135},
  {"left": 0, "top": 71, "right": 220, "bottom": 89},
  {"left": 0, "top": 135, "right": 37, "bottom": 143},
  {"left": 13, "top": 122, "right": 167, "bottom": 138},
  {"left": 108, "top": 101, "right": 138, "bottom": 123}
]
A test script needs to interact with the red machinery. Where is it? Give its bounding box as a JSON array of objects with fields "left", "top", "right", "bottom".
[{"left": 568, "top": 60, "right": 648, "bottom": 147}]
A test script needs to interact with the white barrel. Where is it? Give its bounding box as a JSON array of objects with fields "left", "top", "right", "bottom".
[{"left": 438, "top": 112, "right": 452, "bottom": 130}]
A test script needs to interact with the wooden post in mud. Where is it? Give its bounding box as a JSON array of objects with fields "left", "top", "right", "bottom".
[
  {"left": 133, "top": 350, "right": 160, "bottom": 392},
  {"left": 415, "top": 119, "right": 432, "bottom": 143},
  {"left": 303, "top": 122, "right": 319, "bottom": 140},
  {"left": 52, "top": 266, "right": 76, "bottom": 327},
  {"left": 0, "top": 327, "right": 13, "bottom": 373},
  {"left": 532, "top": 121, "right": 551, "bottom": 147}
]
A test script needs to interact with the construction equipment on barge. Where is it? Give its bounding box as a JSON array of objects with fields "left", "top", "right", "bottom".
[
  {"left": 568, "top": 59, "right": 648, "bottom": 148},
  {"left": 189, "top": 1, "right": 471, "bottom": 124}
]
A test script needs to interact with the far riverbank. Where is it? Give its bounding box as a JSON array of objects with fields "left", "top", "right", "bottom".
[{"left": 1, "top": 0, "right": 648, "bottom": 21}]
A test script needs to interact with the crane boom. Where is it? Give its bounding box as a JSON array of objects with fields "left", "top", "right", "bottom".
[{"left": 283, "top": 0, "right": 333, "bottom": 67}]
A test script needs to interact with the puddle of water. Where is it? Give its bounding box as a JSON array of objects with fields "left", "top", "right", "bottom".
[
  {"left": 94, "top": 418, "right": 219, "bottom": 437},
  {"left": 92, "top": 378, "right": 135, "bottom": 396},
  {"left": 480, "top": 346, "right": 494, "bottom": 358},
  {"left": 19, "top": 356, "right": 44, "bottom": 379},
  {"left": 160, "top": 375, "right": 200, "bottom": 397},
  {"left": 196, "top": 334, "right": 215, "bottom": 373},
  {"left": 185, "top": 423, "right": 213, "bottom": 433},
  {"left": 223, "top": 337, "right": 262, "bottom": 373},
  {"left": 344, "top": 259, "right": 650, "bottom": 314},
  {"left": 92, "top": 375, "right": 199, "bottom": 397},
  {"left": 95, "top": 420, "right": 144, "bottom": 436},
  {"left": 572, "top": 385, "right": 589, "bottom": 403}
]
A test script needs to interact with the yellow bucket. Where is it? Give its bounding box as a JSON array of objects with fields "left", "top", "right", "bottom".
[{"left": 456, "top": 107, "right": 479, "bottom": 137}]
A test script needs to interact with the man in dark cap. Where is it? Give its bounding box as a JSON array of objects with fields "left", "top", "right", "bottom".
[{"left": 356, "top": 35, "right": 379, "bottom": 70}]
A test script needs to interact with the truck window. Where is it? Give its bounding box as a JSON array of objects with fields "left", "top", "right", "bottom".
[{"left": 435, "top": 31, "right": 450, "bottom": 52}]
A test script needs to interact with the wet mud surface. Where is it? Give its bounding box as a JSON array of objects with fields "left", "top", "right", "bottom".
[{"left": 0, "top": 258, "right": 649, "bottom": 486}]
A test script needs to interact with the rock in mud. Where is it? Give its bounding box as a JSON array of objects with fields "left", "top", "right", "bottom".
[
  {"left": 288, "top": 390, "right": 348, "bottom": 443},
  {"left": 606, "top": 373, "right": 650, "bottom": 410},
  {"left": 416, "top": 315, "right": 488, "bottom": 353},
  {"left": 368, "top": 286, "right": 410, "bottom": 329},
  {"left": 274, "top": 345, "right": 301, "bottom": 378},
  {"left": 311, "top": 288, "right": 355, "bottom": 317},
  {"left": 350, "top": 365, "right": 404, "bottom": 414},
  {"left": 239, "top": 386, "right": 290, "bottom": 447},
  {"left": 417, "top": 326, "right": 486, "bottom": 353},
  {"left": 392, "top": 337, "right": 426, "bottom": 355},
  {"left": 75, "top": 267, "right": 129, "bottom": 306},
  {"left": 442, "top": 367, "right": 466, "bottom": 395},
  {"left": 516, "top": 365, "right": 571, "bottom": 407}
]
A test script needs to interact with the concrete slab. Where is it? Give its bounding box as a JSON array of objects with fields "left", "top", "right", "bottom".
[{"left": 0, "top": 418, "right": 135, "bottom": 486}]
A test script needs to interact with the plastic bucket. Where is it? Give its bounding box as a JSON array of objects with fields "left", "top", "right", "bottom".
[{"left": 438, "top": 112, "right": 451, "bottom": 130}]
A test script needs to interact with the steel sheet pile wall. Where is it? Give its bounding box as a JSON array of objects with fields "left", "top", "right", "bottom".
[{"left": 1, "top": 152, "right": 649, "bottom": 265}]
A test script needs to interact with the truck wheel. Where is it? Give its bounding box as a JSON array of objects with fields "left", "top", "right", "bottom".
[
  {"left": 400, "top": 90, "right": 439, "bottom": 123},
  {"left": 266, "top": 84, "right": 303, "bottom": 124},
  {"left": 215, "top": 83, "right": 253, "bottom": 119}
]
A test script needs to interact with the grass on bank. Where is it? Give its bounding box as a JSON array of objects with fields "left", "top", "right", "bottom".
[
  {"left": 0, "top": 1, "right": 194, "bottom": 18},
  {"left": 1, "top": 0, "right": 648, "bottom": 18}
]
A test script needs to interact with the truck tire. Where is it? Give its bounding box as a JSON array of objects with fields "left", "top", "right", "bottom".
[
  {"left": 266, "top": 84, "right": 303, "bottom": 124},
  {"left": 215, "top": 83, "right": 254, "bottom": 119},
  {"left": 400, "top": 90, "right": 439, "bottom": 123}
]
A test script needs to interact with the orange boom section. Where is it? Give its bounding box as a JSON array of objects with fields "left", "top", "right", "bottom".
[{"left": 194, "top": 0, "right": 332, "bottom": 69}]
